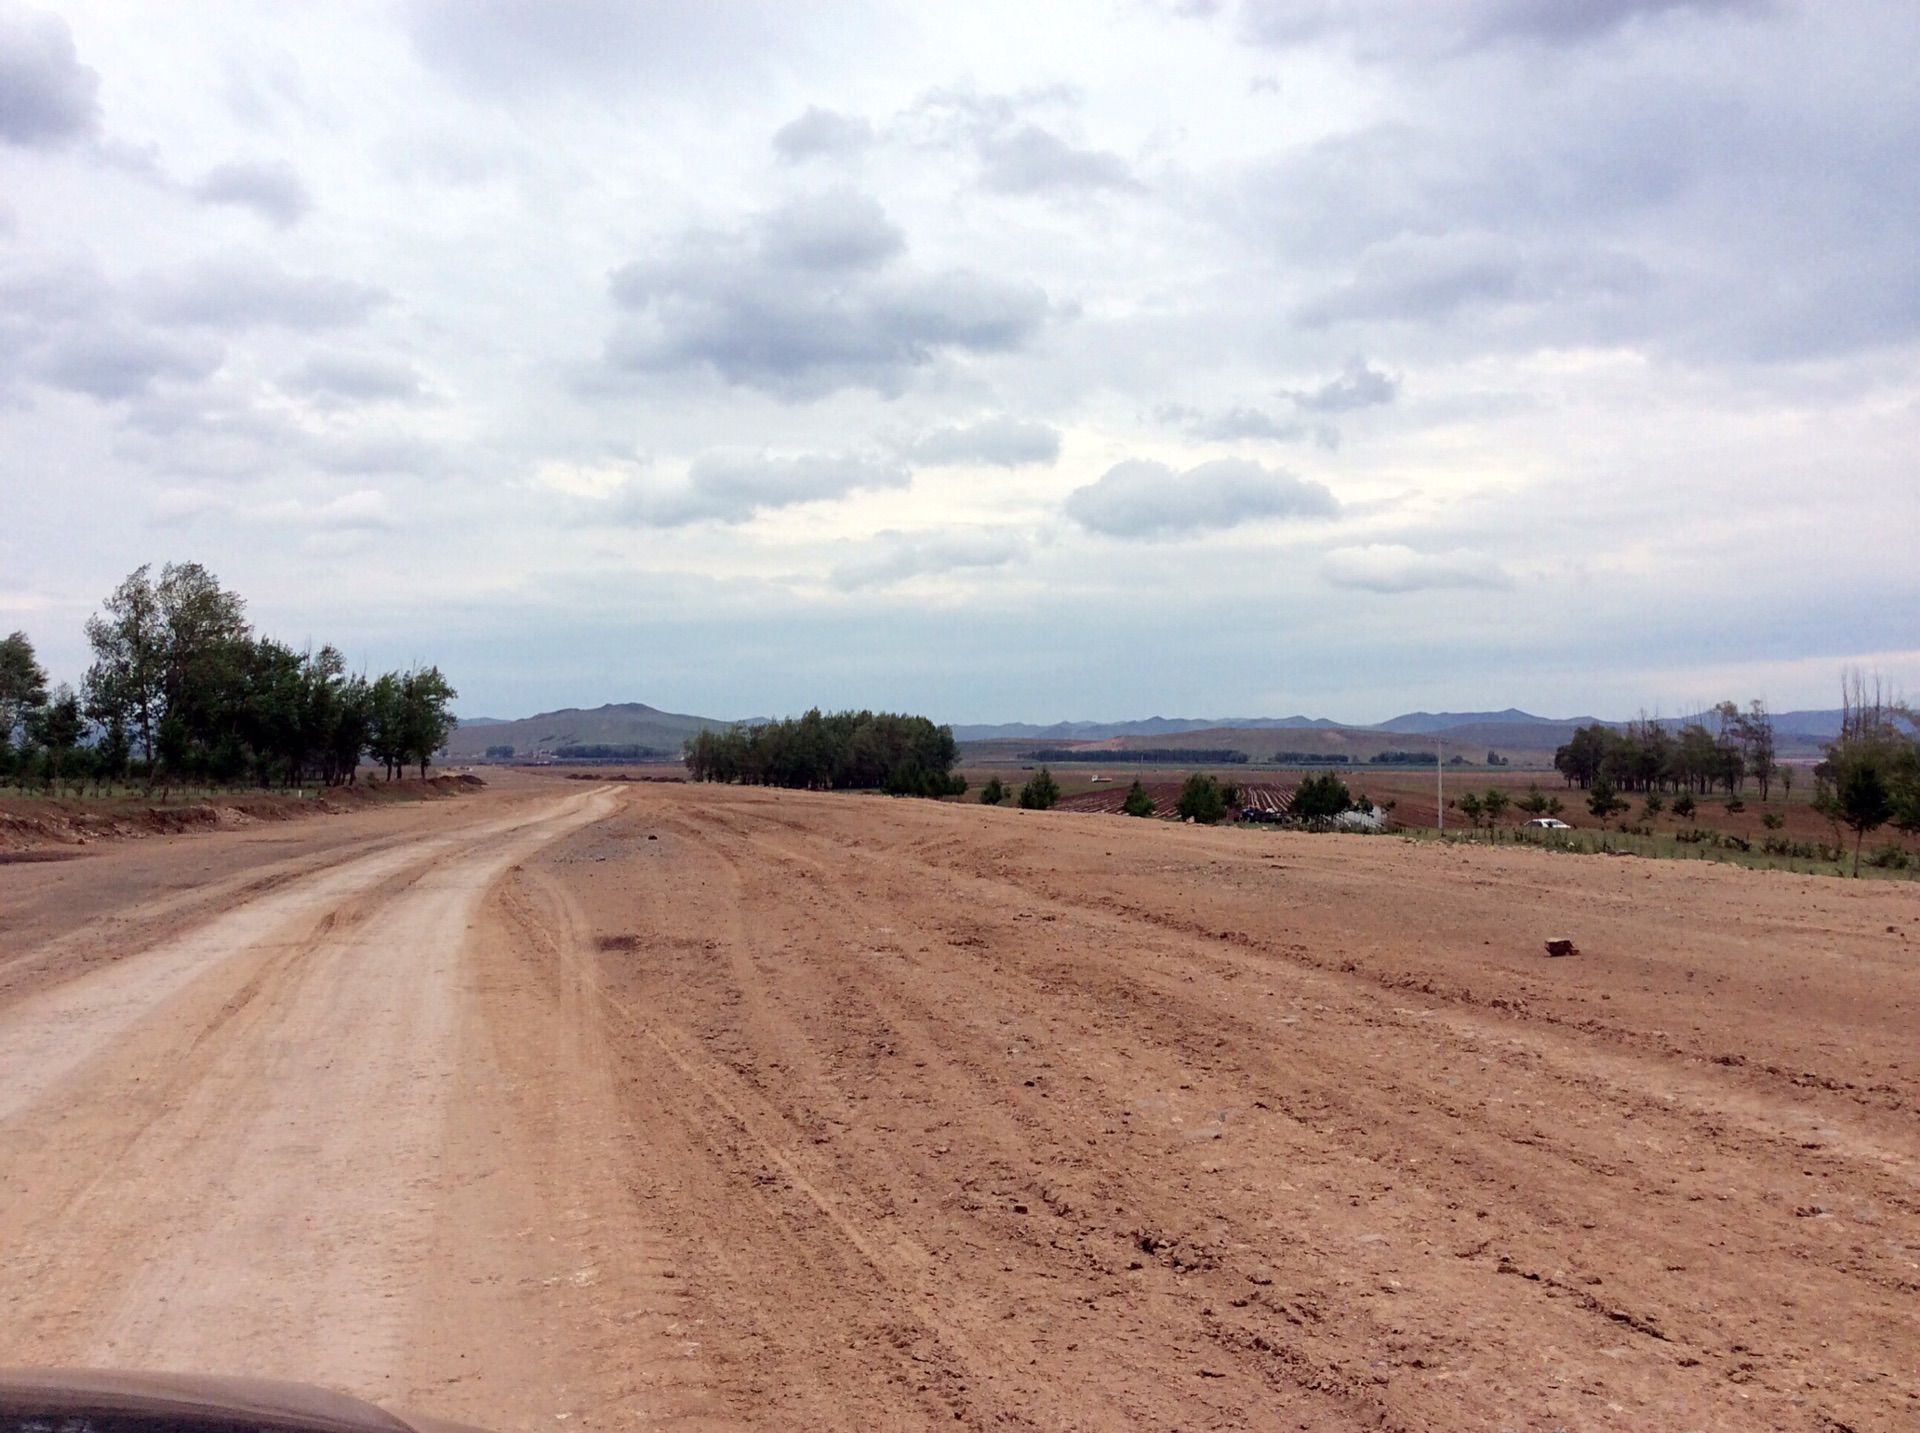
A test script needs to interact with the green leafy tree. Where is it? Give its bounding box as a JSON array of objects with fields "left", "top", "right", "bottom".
[
  {"left": 1817, "top": 743, "right": 1897, "bottom": 876},
  {"left": 1290, "top": 773, "right": 1352, "bottom": 821},
  {"left": 1018, "top": 767, "right": 1060, "bottom": 810},
  {"left": 367, "top": 673, "right": 408, "bottom": 780},
  {"left": 324, "top": 672, "right": 374, "bottom": 787},
  {"left": 1175, "top": 773, "right": 1228, "bottom": 822},
  {"left": 94, "top": 715, "right": 131, "bottom": 790},
  {"left": 979, "top": 776, "right": 1006, "bottom": 805},
  {"left": 1481, "top": 787, "right": 1511, "bottom": 826},
  {"left": 1641, "top": 790, "right": 1666, "bottom": 819},
  {"left": 400, "top": 666, "right": 459, "bottom": 778},
  {"left": 1457, "top": 792, "right": 1484, "bottom": 829},
  {"left": 1517, "top": 785, "right": 1551, "bottom": 817},
  {"left": 1739, "top": 699, "right": 1777, "bottom": 800},
  {"left": 83, "top": 567, "right": 163, "bottom": 769},
  {"left": 1121, "top": 779, "right": 1155, "bottom": 817},
  {"left": 0, "top": 631, "right": 48, "bottom": 747},
  {"left": 1553, "top": 726, "right": 1609, "bottom": 788},
  {"left": 1587, "top": 775, "right": 1628, "bottom": 819},
  {"left": 25, "top": 685, "right": 83, "bottom": 791},
  {"left": 83, "top": 562, "right": 249, "bottom": 780},
  {"left": 1672, "top": 792, "right": 1696, "bottom": 818}
]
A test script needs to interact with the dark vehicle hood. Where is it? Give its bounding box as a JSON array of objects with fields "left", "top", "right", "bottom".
[{"left": 0, "top": 1368, "right": 488, "bottom": 1433}]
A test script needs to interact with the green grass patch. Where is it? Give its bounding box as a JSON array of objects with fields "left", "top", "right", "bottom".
[{"left": 1403, "top": 824, "right": 1919, "bottom": 880}]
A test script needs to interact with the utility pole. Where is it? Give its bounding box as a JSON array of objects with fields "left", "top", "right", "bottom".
[{"left": 1436, "top": 730, "right": 1444, "bottom": 833}]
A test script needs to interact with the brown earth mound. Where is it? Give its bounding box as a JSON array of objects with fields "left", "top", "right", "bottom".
[{"left": 0, "top": 773, "right": 484, "bottom": 854}]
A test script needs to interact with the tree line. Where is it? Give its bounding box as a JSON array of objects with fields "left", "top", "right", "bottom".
[
  {"left": 1553, "top": 701, "right": 1778, "bottom": 796},
  {"left": 0, "top": 562, "right": 457, "bottom": 792},
  {"left": 1369, "top": 749, "right": 1438, "bottom": 766},
  {"left": 684, "top": 708, "right": 965, "bottom": 796}
]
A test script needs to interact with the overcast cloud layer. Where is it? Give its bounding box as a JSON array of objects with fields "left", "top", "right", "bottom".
[{"left": 2, "top": 1, "right": 1915, "bottom": 722}]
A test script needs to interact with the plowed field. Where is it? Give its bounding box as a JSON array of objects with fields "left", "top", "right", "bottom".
[{"left": 2, "top": 778, "right": 1914, "bottom": 1430}]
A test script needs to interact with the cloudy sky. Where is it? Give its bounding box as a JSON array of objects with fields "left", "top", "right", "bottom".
[{"left": 2, "top": 1, "right": 1915, "bottom": 723}]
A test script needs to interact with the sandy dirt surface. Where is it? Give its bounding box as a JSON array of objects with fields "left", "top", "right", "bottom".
[{"left": 2, "top": 779, "right": 1915, "bottom": 1431}]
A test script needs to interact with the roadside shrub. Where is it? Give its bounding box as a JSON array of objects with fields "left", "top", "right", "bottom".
[
  {"left": 1762, "top": 836, "right": 1845, "bottom": 862},
  {"left": 1176, "top": 773, "right": 1228, "bottom": 823},
  {"left": 1865, "top": 842, "right": 1912, "bottom": 870},
  {"left": 980, "top": 776, "right": 1007, "bottom": 805},
  {"left": 1673, "top": 793, "right": 1697, "bottom": 818},
  {"left": 1018, "top": 767, "right": 1060, "bottom": 810},
  {"left": 1121, "top": 779, "right": 1155, "bottom": 817},
  {"left": 1587, "top": 776, "right": 1628, "bottom": 819},
  {"left": 1677, "top": 827, "right": 1751, "bottom": 851},
  {"left": 1761, "top": 810, "right": 1785, "bottom": 830},
  {"left": 1641, "top": 791, "right": 1665, "bottom": 818},
  {"left": 1725, "top": 797, "right": 1745, "bottom": 813}
]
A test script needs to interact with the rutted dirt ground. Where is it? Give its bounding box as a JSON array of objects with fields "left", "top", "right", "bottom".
[{"left": 1, "top": 778, "right": 1915, "bottom": 1431}]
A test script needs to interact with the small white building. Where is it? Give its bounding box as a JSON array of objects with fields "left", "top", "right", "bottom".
[{"left": 1332, "top": 808, "right": 1388, "bottom": 832}]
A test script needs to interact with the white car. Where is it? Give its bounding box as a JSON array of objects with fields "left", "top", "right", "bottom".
[{"left": 1523, "top": 817, "right": 1572, "bottom": 829}]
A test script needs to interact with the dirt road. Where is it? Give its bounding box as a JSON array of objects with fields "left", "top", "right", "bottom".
[
  {"left": 2, "top": 780, "right": 1915, "bottom": 1431},
  {"left": 0, "top": 782, "right": 725, "bottom": 1428}
]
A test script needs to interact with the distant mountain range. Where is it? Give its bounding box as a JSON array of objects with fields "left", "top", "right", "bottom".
[
  {"left": 951, "top": 708, "right": 1847, "bottom": 741},
  {"left": 1367, "top": 707, "right": 1602, "bottom": 734},
  {"left": 448, "top": 701, "right": 1850, "bottom": 758},
  {"left": 947, "top": 714, "right": 1346, "bottom": 741}
]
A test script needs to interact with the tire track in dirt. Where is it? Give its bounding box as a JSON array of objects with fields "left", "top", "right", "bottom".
[
  {"left": 404, "top": 854, "right": 733, "bottom": 1431},
  {"left": 679, "top": 807, "right": 1676, "bottom": 1423},
  {"left": 563, "top": 788, "right": 1919, "bottom": 1432},
  {"left": 725, "top": 806, "right": 1920, "bottom": 1420},
  {"left": 667, "top": 806, "right": 1400, "bottom": 1428},
  {"left": 0, "top": 786, "right": 663, "bottom": 1431},
  {"left": 579, "top": 805, "right": 1114, "bottom": 1430}
]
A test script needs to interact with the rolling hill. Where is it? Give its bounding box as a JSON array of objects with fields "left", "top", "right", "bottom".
[{"left": 443, "top": 702, "right": 734, "bottom": 759}]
